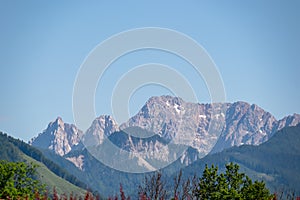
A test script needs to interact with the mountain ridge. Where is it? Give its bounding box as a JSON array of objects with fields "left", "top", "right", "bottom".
[
  {"left": 26, "top": 95, "right": 300, "bottom": 196},
  {"left": 30, "top": 96, "right": 300, "bottom": 171}
]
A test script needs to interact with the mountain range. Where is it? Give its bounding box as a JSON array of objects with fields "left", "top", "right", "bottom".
[
  {"left": 25, "top": 95, "right": 300, "bottom": 196},
  {"left": 30, "top": 96, "right": 300, "bottom": 171}
]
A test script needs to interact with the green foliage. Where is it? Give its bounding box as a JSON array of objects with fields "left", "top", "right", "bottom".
[
  {"left": 0, "top": 133, "right": 23, "bottom": 162},
  {"left": 194, "top": 163, "right": 274, "bottom": 200},
  {"left": 0, "top": 160, "right": 46, "bottom": 199}
]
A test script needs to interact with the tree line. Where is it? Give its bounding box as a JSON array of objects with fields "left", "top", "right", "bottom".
[{"left": 0, "top": 160, "right": 282, "bottom": 200}]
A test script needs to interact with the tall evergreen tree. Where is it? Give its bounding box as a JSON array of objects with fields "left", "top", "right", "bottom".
[{"left": 194, "top": 163, "right": 274, "bottom": 200}]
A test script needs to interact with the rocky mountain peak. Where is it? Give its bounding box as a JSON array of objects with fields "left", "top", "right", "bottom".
[
  {"left": 54, "top": 116, "right": 64, "bottom": 127},
  {"left": 83, "top": 115, "right": 119, "bottom": 147},
  {"left": 275, "top": 113, "right": 300, "bottom": 134},
  {"left": 120, "top": 96, "right": 229, "bottom": 156},
  {"left": 211, "top": 102, "right": 285, "bottom": 153},
  {"left": 30, "top": 117, "right": 83, "bottom": 156}
]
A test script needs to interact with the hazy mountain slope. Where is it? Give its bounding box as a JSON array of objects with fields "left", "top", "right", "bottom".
[
  {"left": 46, "top": 147, "right": 147, "bottom": 196},
  {"left": 182, "top": 124, "right": 300, "bottom": 195}
]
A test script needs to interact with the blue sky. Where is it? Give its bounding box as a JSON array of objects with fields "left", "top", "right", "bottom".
[{"left": 0, "top": 1, "right": 299, "bottom": 141}]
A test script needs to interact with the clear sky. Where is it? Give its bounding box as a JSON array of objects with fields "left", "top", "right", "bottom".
[{"left": 0, "top": 1, "right": 299, "bottom": 141}]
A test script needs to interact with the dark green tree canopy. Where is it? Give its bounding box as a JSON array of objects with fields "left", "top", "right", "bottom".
[{"left": 194, "top": 163, "right": 273, "bottom": 200}]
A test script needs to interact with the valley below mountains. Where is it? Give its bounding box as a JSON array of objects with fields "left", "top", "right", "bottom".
[{"left": 27, "top": 95, "right": 300, "bottom": 196}]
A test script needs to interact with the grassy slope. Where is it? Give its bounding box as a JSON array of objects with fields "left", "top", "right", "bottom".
[
  {"left": 0, "top": 131, "right": 88, "bottom": 195},
  {"left": 22, "top": 153, "right": 86, "bottom": 197}
]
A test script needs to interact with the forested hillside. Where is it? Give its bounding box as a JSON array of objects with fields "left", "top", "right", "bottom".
[{"left": 0, "top": 132, "right": 87, "bottom": 195}]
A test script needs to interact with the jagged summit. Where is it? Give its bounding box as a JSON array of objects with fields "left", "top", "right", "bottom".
[
  {"left": 121, "top": 96, "right": 299, "bottom": 154},
  {"left": 48, "top": 116, "right": 64, "bottom": 130},
  {"left": 145, "top": 95, "right": 185, "bottom": 105}
]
